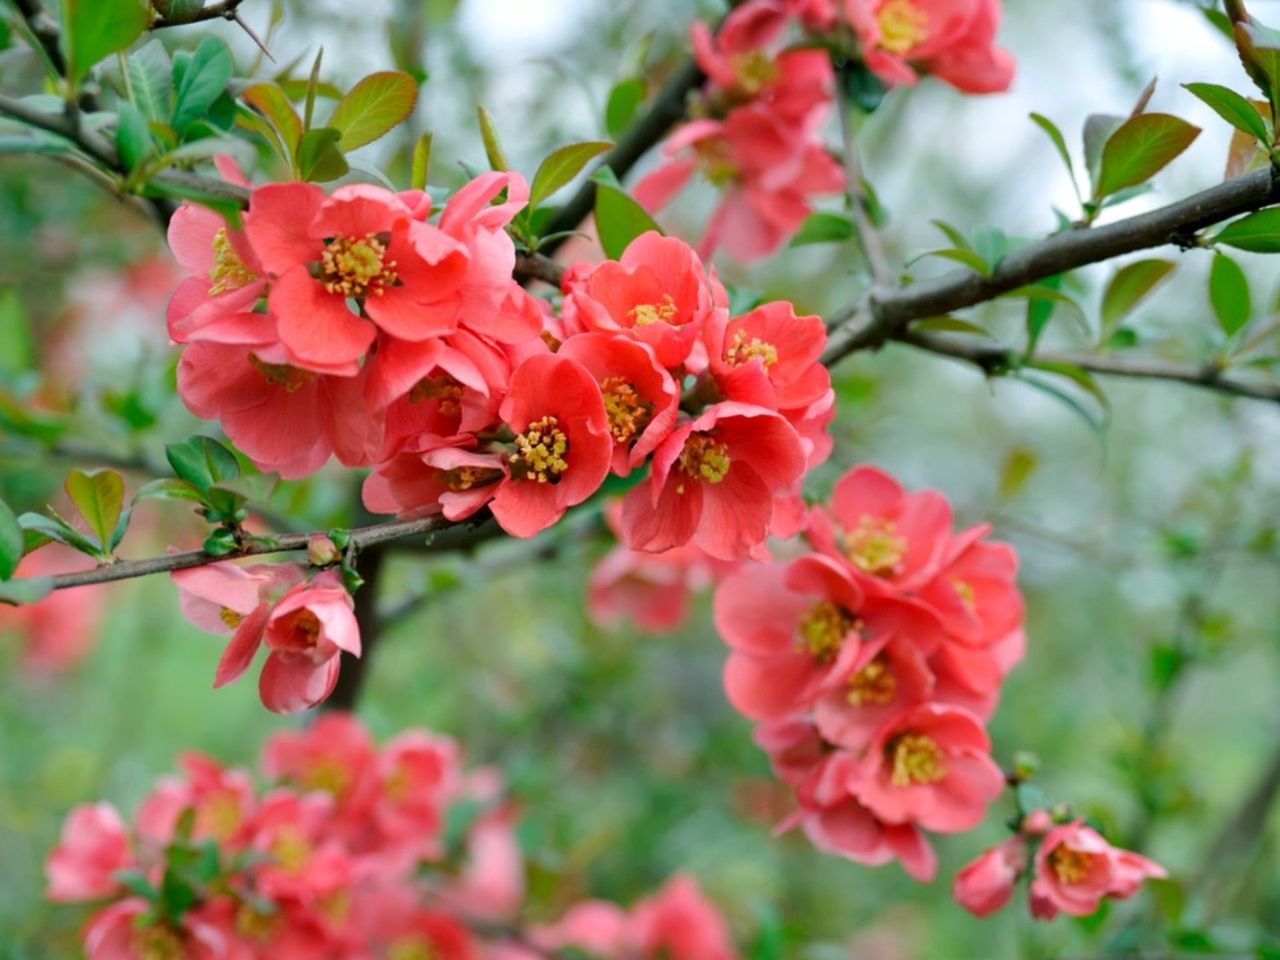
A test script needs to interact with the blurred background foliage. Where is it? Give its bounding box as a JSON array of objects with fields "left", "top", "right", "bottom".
[{"left": 3, "top": 0, "right": 1280, "bottom": 957}]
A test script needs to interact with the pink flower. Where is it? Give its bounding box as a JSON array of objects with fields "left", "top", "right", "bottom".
[
  {"left": 705, "top": 301, "right": 831, "bottom": 412},
  {"left": 44, "top": 803, "right": 132, "bottom": 902},
  {"left": 532, "top": 901, "right": 631, "bottom": 956},
  {"left": 808, "top": 464, "right": 955, "bottom": 592},
  {"left": 851, "top": 703, "right": 1005, "bottom": 833},
  {"left": 1029, "top": 821, "right": 1166, "bottom": 919},
  {"left": 244, "top": 182, "right": 469, "bottom": 367},
  {"left": 562, "top": 232, "right": 725, "bottom": 369},
  {"left": 262, "top": 712, "right": 380, "bottom": 815},
  {"left": 622, "top": 401, "right": 806, "bottom": 560},
  {"left": 185, "top": 567, "right": 360, "bottom": 714},
  {"left": 134, "top": 753, "right": 257, "bottom": 850},
  {"left": 629, "top": 874, "right": 739, "bottom": 960},
  {"left": 377, "top": 911, "right": 478, "bottom": 960},
  {"left": 489, "top": 354, "right": 613, "bottom": 538},
  {"left": 845, "top": 0, "right": 1015, "bottom": 94},
  {"left": 444, "top": 805, "right": 525, "bottom": 921},
  {"left": 917, "top": 529, "right": 1023, "bottom": 648},
  {"left": 953, "top": 836, "right": 1027, "bottom": 917},
  {"left": 83, "top": 899, "right": 225, "bottom": 960},
  {"left": 362, "top": 440, "right": 508, "bottom": 522},
  {"left": 373, "top": 730, "right": 460, "bottom": 850},
  {"left": 813, "top": 633, "right": 935, "bottom": 749},
  {"left": 716, "top": 555, "right": 945, "bottom": 719}
]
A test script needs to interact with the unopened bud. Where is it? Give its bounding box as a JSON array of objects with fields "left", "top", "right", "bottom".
[{"left": 307, "top": 535, "right": 340, "bottom": 567}]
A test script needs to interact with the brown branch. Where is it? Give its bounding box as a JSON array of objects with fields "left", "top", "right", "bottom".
[
  {"left": 894, "top": 330, "right": 1280, "bottom": 404},
  {"left": 150, "top": 0, "right": 246, "bottom": 28},
  {"left": 11, "top": 0, "right": 67, "bottom": 76},
  {"left": 822, "top": 164, "right": 1280, "bottom": 362},
  {"left": 321, "top": 543, "right": 384, "bottom": 711}
]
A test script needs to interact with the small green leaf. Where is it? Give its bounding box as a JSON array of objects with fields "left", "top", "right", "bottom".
[
  {"left": 0, "top": 499, "right": 21, "bottom": 580},
  {"left": 930, "top": 219, "right": 972, "bottom": 252},
  {"left": 594, "top": 181, "right": 662, "bottom": 260},
  {"left": 1184, "top": 81, "right": 1271, "bottom": 143},
  {"left": 165, "top": 436, "right": 240, "bottom": 494},
  {"left": 605, "top": 78, "right": 646, "bottom": 139},
  {"left": 410, "top": 132, "right": 432, "bottom": 191},
  {"left": 0, "top": 289, "right": 34, "bottom": 378},
  {"left": 116, "top": 101, "right": 152, "bottom": 173},
  {"left": 64, "top": 468, "right": 125, "bottom": 552},
  {"left": 18, "top": 513, "right": 101, "bottom": 558},
  {"left": 1235, "top": 21, "right": 1280, "bottom": 120},
  {"left": 242, "top": 82, "right": 303, "bottom": 157},
  {"left": 303, "top": 46, "right": 324, "bottom": 131},
  {"left": 127, "top": 40, "right": 173, "bottom": 124},
  {"left": 61, "top": 0, "right": 149, "bottom": 84},
  {"left": 904, "top": 248, "right": 991, "bottom": 275},
  {"left": 476, "top": 105, "right": 508, "bottom": 172},
  {"left": 973, "top": 225, "right": 1008, "bottom": 272},
  {"left": 529, "top": 141, "right": 613, "bottom": 211},
  {"left": 0, "top": 575, "right": 53, "bottom": 606},
  {"left": 171, "top": 37, "right": 234, "bottom": 136},
  {"left": 1030, "top": 112, "right": 1080, "bottom": 196},
  {"left": 327, "top": 71, "right": 418, "bottom": 151},
  {"left": 1214, "top": 207, "right": 1280, "bottom": 252},
  {"left": 910, "top": 316, "right": 992, "bottom": 337},
  {"left": 1100, "top": 259, "right": 1176, "bottom": 336},
  {"left": 1210, "top": 253, "right": 1251, "bottom": 335},
  {"left": 1023, "top": 274, "right": 1066, "bottom": 353},
  {"left": 132, "top": 478, "right": 205, "bottom": 504},
  {"left": 1083, "top": 113, "right": 1124, "bottom": 185},
  {"left": 790, "top": 211, "right": 855, "bottom": 246},
  {"left": 295, "top": 127, "right": 349, "bottom": 183},
  {"left": 1094, "top": 113, "right": 1201, "bottom": 199}
]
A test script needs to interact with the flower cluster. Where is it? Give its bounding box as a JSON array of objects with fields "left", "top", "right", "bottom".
[
  {"left": 954, "top": 812, "right": 1166, "bottom": 920},
  {"left": 171, "top": 560, "right": 360, "bottom": 714},
  {"left": 636, "top": 0, "right": 1014, "bottom": 260},
  {"left": 168, "top": 170, "right": 832, "bottom": 557},
  {"left": 714, "top": 465, "right": 1024, "bottom": 881},
  {"left": 46, "top": 713, "right": 740, "bottom": 960}
]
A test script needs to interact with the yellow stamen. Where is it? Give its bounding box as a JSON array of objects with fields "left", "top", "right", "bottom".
[
  {"left": 270, "top": 826, "right": 311, "bottom": 873},
  {"left": 952, "top": 578, "right": 976, "bottom": 612},
  {"left": 888, "top": 733, "right": 946, "bottom": 787},
  {"left": 848, "top": 654, "right": 897, "bottom": 706},
  {"left": 628, "top": 294, "right": 679, "bottom": 327},
  {"left": 200, "top": 790, "right": 242, "bottom": 842},
  {"left": 408, "top": 374, "right": 463, "bottom": 418},
  {"left": 1050, "top": 846, "right": 1093, "bottom": 885},
  {"left": 696, "top": 139, "right": 739, "bottom": 186},
  {"left": 729, "top": 50, "right": 779, "bottom": 97},
  {"left": 441, "top": 465, "right": 502, "bottom": 492},
  {"left": 133, "top": 925, "right": 187, "bottom": 960},
  {"left": 510, "top": 415, "right": 569, "bottom": 483},
  {"left": 209, "top": 227, "right": 256, "bottom": 296},
  {"left": 844, "top": 516, "right": 907, "bottom": 577},
  {"left": 601, "top": 376, "right": 654, "bottom": 444},
  {"left": 235, "top": 903, "right": 279, "bottom": 941},
  {"left": 797, "top": 600, "right": 854, "bottom": 664},
  {"left": 302, "top": 758, "right": 350, "bottom": 798},
  {"left": 877, "top": 0, "right": 929, "bottom": 55},
  {"left": 388, "top": 938, "right": 437, "bottom": 960},
  {"left": 249, "top": 354, "right": 314, "bottom": 394},
  {"left": 320, "top": 233, "right": 398, "bottom": 298},
  {"left": 725, "top": 328, "right": 779, "bottom": 368},
  {"left": 675, "top": 433, "right": 731, "bottom": 492},
  {"left": 219, "top": 607, "right": 244, "bottom": 628}
]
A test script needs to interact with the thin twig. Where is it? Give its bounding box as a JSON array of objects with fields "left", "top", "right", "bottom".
[
  {"left": 11, "top": 0, "right": 67, "bottom": 78},
  {"left": 834, "top": 68, "right": 892, "bottom": 288},
  {"left": 151, "top": 0, "right": 247, "bottom": 29}
]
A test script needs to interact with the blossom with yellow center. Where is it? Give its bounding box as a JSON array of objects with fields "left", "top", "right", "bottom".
[
  {"left": 199, "top": 790, "right": 243, "bottom": 842},
  {"left": 302, "top": 757, "right": 351, "bottom": 797},
  {"left": 132, "top": 924, "right": 187, "bottom": 960},
  {"left": 696, "top": 139, "right": 740, "bottom": 187},
  {"left": 843, "top": 516, "right": 907, "bottom": 577},
  {"left": 628, "top": 293, "right": 679, "bottom": 327},
  {"left": 270, "top": 826, "right": 312, "bottom": 873},
  {"left": 729, "top": 50, "right": 779, "bottom": 97},
  {"left": 887, "top": 733, "right": 947, "bottom": 787},
  {"left": 725, "top": 328, "right": 779, "bottom": 368},
  {"left": 796, "top": 600, "right": 854, "bottom": 663},
  {"left": 408, "top": 374, "right": 463, "bottom": 418},
  {"left": 248, "top": 354, "right": 314, "bottom": 394},
  {"left": 510, "top": 415, "right": 570, "bottom": 483},
  {"left": 208, "top": 227, "right": 256, "bottom": 296},
  {"left": 442, "top": 465, "right": 502, "bottom": 493},
  {"left": 601, "top": 376, "right": 654, "bottom": 444},
  {"left": 388, "top": 938, "right": 437, "bottom": 960},
  {"left": 675, "top": 433, "right": 731, "bottom": 492},
  {"left": 1049, "top": 846, "right": 1092, "bottom": 885},
  {"left": 952, "top": 578, "right": 976, "bottom": 611},
  {"left": 219, "top": 606, "right": 244, "bottom": 628},
  {"left": 235, "top": 903, "right": 280, "bottom": 941},
  {"left": 877, "top": 0, "right": 929, "bottom": 55},
  {"left": 319, "top": 233, "right": 398, "bottom": 298},
  {"left": 847, "top": 654, "right": 897, "bottom": 706}
]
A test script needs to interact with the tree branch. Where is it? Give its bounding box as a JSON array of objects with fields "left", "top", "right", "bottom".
[
  {"left": 11, "top": 0, "right": 67, "bottom": 76},
  {"left": 150, "top": 1, "right": 247, "bottom": 29}
]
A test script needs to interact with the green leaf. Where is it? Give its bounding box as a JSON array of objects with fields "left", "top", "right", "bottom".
[
  {"left": 127, "top": 40, "right": 173, "bottom": 124},
  {"left": 605, "top": 78, "right": 646, "bottom": 139},
  {"left": 171, "top": 37, "right": 234, "bottom": 136},
  {"left": 1184, "top": 81, "right": 1271, "bottom": 143},
  {"left": 910, "top": 316, "right": 992, "bottom": 337},
  {"left": 132, "top": 478, "right": 205, "bottom": 505},
  {"left": 64, "top": 468, "right": 125, "bottom": 552},
  {"left": 18, "top": 513, "right": 102, "bottom": 558},
  {"left": 327, "top": 71, "right": 418, "bottom": 151},
  {"left": 1094, "top": 113, "right": 1201, "bottom": 199},
  {"left": 973, "top": 225, "right": 1008, "bottom": 272},
  {"left": 1030, "top": 112, "right": 1080, "bottom": 195},
  {"left": 930, "top": 219, "right": 972, "bottom": 252},
  {"left": 904, "top": 248, "right": 991, "bottom": 275},
  {"left": 295, "top": 126, "right": 349, "bottom": 182},
  {"left": 1214, "top": 207, "right": 1280, "bottom": 252},
  {"left": 410, "top": 132, "right": 432, "bottom": 191},
  {"left": 1083, "top": 113, "right": 1123, "bottom": 185},
  {"left": 1023, "top": 274, "right": 1066, "bottom": 353},
  {"left": 0, "top": 289, "right": 34, "bottom": 378},
  {"left": 790, "top": 212, "right": 855, "bottom": 246},
  {"left": 303, "top": 46, "right": 324, "bottom": 131},
  {"left": 1210, "top": 253, "right": 1251, "bottom": 336},
  {"left": 242, "top": 82, "right": 303, "bottom": 157},
  {"left": 1100, "top": 259, "right": 1176, "bottom": 336},
  {"left": 529, "top": 141, "right": 613, "bottom": 211},
  {"left": 165, "top": 436, "right": 240, "bottom": 494},
  {"left": 594, "top": 181, "right": 662, "bottom": 260},
  {"left": 476, "top": 105, "right": 509, "bottom": 171},
  {"left": 0, "top": 575, "right": 53, "bottom": 606},
  {"left": 1235, "top": 21, "right": 1280, "bottom": 119},
  {"left": 0, "top": 499, "right": 21, "bottom": 580},
  {"left": 116, "top": 101, "right": 152, "bottom": 173},
  {"left": 61, "top": 0, "right": 149, "bottom": 84}
]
